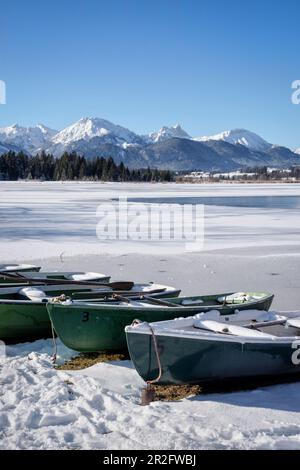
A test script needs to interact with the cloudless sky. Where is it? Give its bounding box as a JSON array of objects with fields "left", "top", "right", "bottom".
[{"left": 1, "top": 0, "right": 300, "bottom": 147}]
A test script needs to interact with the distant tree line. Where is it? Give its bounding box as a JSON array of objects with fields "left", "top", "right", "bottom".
[
  {"left": 221, "top": 166, "right": 300, "bottom": 181},
  {"left": 177, "top": 166, "right": 300, "bottom": 182},
  {"left": 241, "top": 166, "right": 300, "bottom": 180},
  {"left": 0, "top": 151, "right": 174, "bottom": 182}
]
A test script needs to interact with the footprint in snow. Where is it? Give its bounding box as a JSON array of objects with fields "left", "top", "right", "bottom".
[{"left": 63, "top": 431, "right": 75, "bottom": 442}]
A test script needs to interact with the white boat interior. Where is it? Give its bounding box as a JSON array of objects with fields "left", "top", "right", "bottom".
[
  {"left": 126, "top": 309, "right": 300, "bottom": 343},
  {"left": 0, "top": 282, "right": 179, "bottom": 304},
  {"left": 0, "top": 264, "right": 41, "bottom": 272},
  {"left": 0, "top": 284, "right": 113, "bottom": 304}
]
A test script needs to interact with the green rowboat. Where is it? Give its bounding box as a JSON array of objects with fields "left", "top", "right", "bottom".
[
  {"left": 47, "top": 292, "right": 274, "bottom": 352},
  {"left": 0, "top": 282, "right": 180, "bottom": 341},
  {"left": 0, "top": 264, "right": 41, "bottom": 273},
  {"left": 0, "top": 283, "right": 111, "bottom": 341},
  {"left": 0, "top": 271, "right": 111, "bottom": 285},
  {"left": 125, "top": 310, "right": 300, "bottom": 385}
]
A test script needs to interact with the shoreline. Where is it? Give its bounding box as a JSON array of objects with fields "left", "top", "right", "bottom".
[
  {"left": 1, "top": 178, "right": 300, "bottom": 184},
  {"left": 1, "top": 181, "right": 300, "bottom": 450},
  {"left": 20, "top": 246, "right": 300, "bottom": 311}
]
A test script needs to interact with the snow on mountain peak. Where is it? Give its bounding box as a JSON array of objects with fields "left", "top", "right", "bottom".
[
  {"left": 0, "top": 117, "right": 295, "bottom": 168},
  {"left": 147, "top": 124, "right": 191, "bottom": 143},
  {"left": 0, "top": 123, "right": 57, "bottom": 154},
  {"left": 51, "top": 117, "right": 142, "bottom": 148},
  {"left": 194, "top": 128, "right": 272, "bottom": 151},
  {"left": 36, "top": 124, "right": 57, "bottom": 136}
]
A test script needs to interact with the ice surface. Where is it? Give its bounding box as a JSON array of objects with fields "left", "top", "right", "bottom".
[
  {"left": 1, "top": 181, "right": 300, "bottom": 449},
  {"left": 1, "top": 181, "right": 300, "bottom": 259}
]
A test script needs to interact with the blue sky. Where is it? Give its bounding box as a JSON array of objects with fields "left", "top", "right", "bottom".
[{"left": 1, "top": 0, "right": 300, "bottom": 147}]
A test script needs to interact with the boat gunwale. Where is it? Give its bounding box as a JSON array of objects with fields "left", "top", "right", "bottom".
[
  {"left": 125, "top": 310, "right": 300, "bottom": 345},
  {"left": 47, "top": 291, "right": 274, "bottom": 311},
  {"left": 125, "top": 324, "right": 300, "bottom": 344},
  {"left": 0, "top": 264, "right": 41, "bottom": 272},
  {"left": 0, "top": 283, "right": 114, "bottom": 296},
  {"left": 0, "top": 298, "right": 48, "bottom": 306}
]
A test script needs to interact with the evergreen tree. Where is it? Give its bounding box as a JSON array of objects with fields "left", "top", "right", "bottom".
[{"left": 0, "top": 151, "right": 175, "bottom": 182}]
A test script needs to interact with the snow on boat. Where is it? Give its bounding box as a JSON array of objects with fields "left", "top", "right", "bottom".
[
  {"left": 71, "top": 283, "right": 180, "bottom": 301},
  {"left": 125, "top": 309, "right": 300, "bottom": 385},
  {"left": 0, "top": 282, "right": 180, "bottom": 341},
  {"left": 0, "top": 271, "right": 111, "bottom": 285},
  {"left": 0, "top": 264, "right": 41, "bottom": 273},
  {"left": 46, "top": 292, "right": 274, "bottom": 352}
]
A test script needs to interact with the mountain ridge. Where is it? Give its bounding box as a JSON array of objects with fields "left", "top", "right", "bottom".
[
  {"left": 0, "top": 123, "right": 57, "bottom": 154},
  {"left": 194, "top": 128, "right": 272, "bottom": 151},
  {"left": 0, "top": 117, "right": 299, "bottom": 171}
]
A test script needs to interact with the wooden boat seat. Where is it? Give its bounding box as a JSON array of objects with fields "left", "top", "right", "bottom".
[{"left": 193, "top": 319, "right": 275, "bottom": 338}]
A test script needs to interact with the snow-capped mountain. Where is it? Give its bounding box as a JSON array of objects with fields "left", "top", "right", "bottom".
[
  {"left": 0, "top": 117, "right": 299, "bottom": 171},
  {"left": 0, "top": 124, "right": 57, "bottom": 154},
  {"left": 0, "top": 141, "right": 25, "bottom": 155},
  {"left": 146, "top": 124, "right": 191, "bottom": 143},
  {"left": 45, "top": 117, "right": 143, "bottom": 157},
  {"left": 195, "top": 128, "right": 272, "bottom": 152}
]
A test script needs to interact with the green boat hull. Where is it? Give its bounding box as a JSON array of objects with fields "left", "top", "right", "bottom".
[
  {"left": 126, "top": 332, "right": 300, "bottom": 385},
  {"left": 0, "top": 284, "right": 180, "bottom": 342},
  {"left": 0, "top": 302, "right": 51, "bottom": 341},
  {"left": 0, "top": 286, "right": 112, "bottom": 341},
  {"left": 47, "top": 292, "right": 274, "bottom": 352}
]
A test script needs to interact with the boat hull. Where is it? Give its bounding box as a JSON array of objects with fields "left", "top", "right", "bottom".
[
  {"left": 47, "top": 303, "right": 196, "bottom": 352},
  {"left": 0, "top": 264, "right": 41, "bottom": 274},
  {"left": 0, "top": 302, "right": 51, "bottom": 341},
  {"left": 0, "top": 285, "right": 112, "bottom": 341},
  {"left": 126, "top": 331, "right": 300, "bottom": 385},
  {"left": 0, "top": 284, "right": 180, "bottom": 342},
  {"left": 47, "top": 293, "right": 274, "bottom": 352}
]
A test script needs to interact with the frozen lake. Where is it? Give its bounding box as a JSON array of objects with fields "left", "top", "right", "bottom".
[
  {"left": 1, "top": 181, "right": 300, "bottom": 450},
  {"left": 129, "top": 195, "right": 300, "bottom": 209},
  {"left": 1, "top": 181, "right": 300, "bottom": 259}
]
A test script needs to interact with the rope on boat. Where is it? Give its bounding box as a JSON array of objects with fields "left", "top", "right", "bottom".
[
  {"left": 51, "top": 321, "right": 57, "bottom": 364},
  {"left": 51, "top": 294, "right": 68, "bottom": 303},
  {"left": 146, "top": 323, "right": 163, "bottom": 385},
  {"left": 112, "top": 293, "right": 130, "bottom": 303},
  {"left": 131, "top": 319, "right": 162, "bottom": 384},
  {"left": 131, "top": 319, "right": 162, "bottom": 405},
  {"left": 49, "top": 295, "right": 71, "bottom": 363}
]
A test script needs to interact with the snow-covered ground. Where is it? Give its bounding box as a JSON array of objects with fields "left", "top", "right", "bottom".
[
  {"left": 1, "top": 181, "right": 300, "bottom": 449},
  {"left": 2, "top": 337, "right": 300, "bottom": 450}
]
